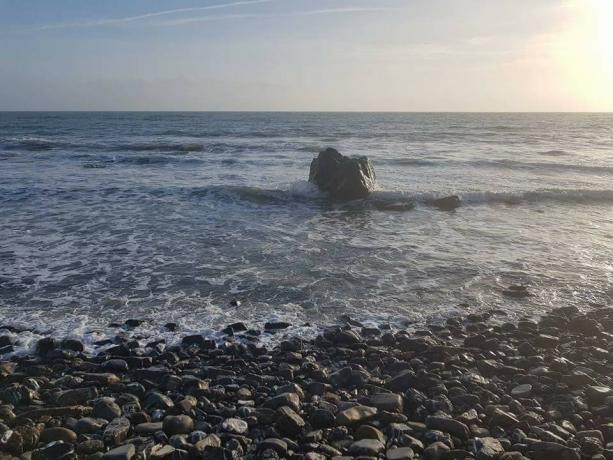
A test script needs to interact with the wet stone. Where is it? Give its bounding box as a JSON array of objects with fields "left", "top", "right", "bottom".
[
  {"left": 162, "top": 415, "right": 193, "bottom": 436},
  {"left": 39, "top": 427, "right": 77, "bottom": 444},
  {"left": 336, "top": 405, "right": 377, "bottom": 426},
  {"left": 426, "top": 416, "right": 470, "bottom": 440},
  {"left": 222, "top": 418, "right": 248, "bottom": 435},
  {"left": 349, "top": 438, "right": 385, "bottom": 456},
  {"left": 386, "top": 447, "right": 415, "bottom": 460},
  {"left": 93, "top": 397, "right": 122, "bottom": 421},
  {"left": 102, "top": 443, "right": 135, "bottom": 460}
]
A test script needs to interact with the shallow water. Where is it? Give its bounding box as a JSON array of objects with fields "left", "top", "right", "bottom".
[{"left": 1, "top": 112, "right": 612, "bottom": 350}]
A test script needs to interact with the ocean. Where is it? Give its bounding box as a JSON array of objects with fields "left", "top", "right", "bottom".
[{"left": 1, "top": 111, "right": 612, "bottom": 351}]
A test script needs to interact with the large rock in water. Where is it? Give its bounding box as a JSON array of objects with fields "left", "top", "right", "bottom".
[{"left": 309, "top": 148, "right": 376, "bottom": 201}]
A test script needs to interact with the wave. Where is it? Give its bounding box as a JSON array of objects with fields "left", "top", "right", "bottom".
[
  {"left": 385, "top": 158, "right": 439, "bottom": 167},
  {"left": 371, "top": 188, "right": 613, "bottom": 208},
  {"left": 539, "top": 149, "right": 571, "bottom": 157},
  {"left": 5, "top": 181, "right": 613, "bottom": 209},
  {"left": 381, "top": 156, "right": 613, "bottom": 176},
  {"left": 2, "top": 137, "right": 68, "bottom": 151},
  {"left": 110, "top": 142, "right": 205, "bottom": 153}
]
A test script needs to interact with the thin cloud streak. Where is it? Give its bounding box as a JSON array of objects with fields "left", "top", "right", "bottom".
[
  {"left": 157, "top": 7, "right": 397, "bottom": 26},
  {"left": 38, "top": 0, "right": 277, "bottom": 30}
]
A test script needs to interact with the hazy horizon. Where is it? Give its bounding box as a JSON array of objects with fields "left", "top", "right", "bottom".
[{"left": 1, "top": 0, "right": 613, "bottom": 112}]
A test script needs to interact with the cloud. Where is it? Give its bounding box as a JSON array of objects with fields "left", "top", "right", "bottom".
[
  {"left": 38, "top": 0, "right": 277, "bottom": 30},
  {"left": 155, "top": 7, "right": 397, "bottom": 26}
]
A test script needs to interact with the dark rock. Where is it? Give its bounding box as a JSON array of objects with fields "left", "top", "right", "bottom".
[
  {"left": 35, "top": 337, "right": 57, "bottom": 356},
  {"left": 336, "top": 405, "right": 377, "bottom": 426},
  {"left": 74, "top": 417, "right": 105, "bottom": 434},
  {"left": 386, "top": 447, "right": 415, "bottom": 460},
  {"left": 163, "top": 415, "right": 194, "bottom": 435},
  {"left": 503, "top": 285, "right": 531, "bottom": 298},
  {"left": 308, "top": 147, "right": 376, "bottom": 201},
  {"left": 93, "top": 397, "right": 122, "bottom": 421},
  {"left": 32, "top": 441, "right": 75, "bottom": 460},
  {"left": 263, "top": 393, "right": 300, "bottom": 412},
  {"left": 221, "top": 418, "right": 248, "bottom": 435},
  {"left": 103, "top": 417, "right": 131, "bottom": 445},
  {"left": 264, "top": 322, "right": 291, "bottom": 330},
  {"left": 102, "top": 443, "right": 135, "bottom": 460},
  {"left": 310, "top": 409, "right": 336, "bottom": 429},
  {"left": 425, "top": 416, "right": 470, "bottom": 440},
  {"left": 181, "top": 335, "right": 215, "bottom": 349},
  {"left": 61, "top": 338, "right": 84, "bottom": 352},
  {"left": 275, "top": 406, "right": 305, "bottom": 436},
  {"left": 476, "top": 437, "right": 504, "bottom": 460},
  {"left": 57, "top": 387, "right": 98, "bottom": 406},
  {"left": 423, "top": 441, "right": 451, "bottom": 460},
  {"left": 431, "top": 195, "right": 461, "bottom": 211},
  {"left": 77, "top": 439, "right": 105, "bottom": 455},
  {"left": 568, "top": 317, "right": 602, "bottom": 335},
  {"left": 366, "top": 393, "right": 404, "bottom": 413},
  {"left": 39, "top": 427, "right": 77, "bottom": 444},
  {"left": 124, "top": 319, "right": 144, "bottom": 328},
  {"left": 349, "top": 438, "right": 385, "bottom": 456},
  {"left": 355, "top": 425, "right": 385, "bottom": 442}
]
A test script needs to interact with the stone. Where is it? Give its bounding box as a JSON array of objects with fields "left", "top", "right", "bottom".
[
  {"left": 162, "top": 415, "right": 194, "bottom": 436},
  {"left": 103, "top": 417, "right": 130, "bottom": 445},
  {"left": 36, "top": 337, "right": 57, "bottom": 356},
  {"left": 366, "top": 393, "right": 404, "bottom": 413},
  {"left": 503, "top": 285, "right": 531, "bottom": 298},
  {"left": 93, "top": 397, "right": 122, "bottom": 421},
  {"left": 57, "top": 387, "right": 98, "bottom": 406},
  {"left": 476, "top": 437, "right": 504, "bottom": 460},
  {"left": 263, "top": 393, "right": 300, "bottom": 411},
  {"left": 349, "top": 438, "right": 385, "bottom": 456},
  {"left": 587, "top": 386, "right": 613, "bottom": 402},
  {"left": 310, "top": 408, "right": 336, "bottom": 428},
  {"left": 308, "top": 148, "right": 376, "bottom": 201},
  {"left": 149, "top": 444, "right": 175, "bottom": 460},
  {"left": 74, "top": 417, "right": 105, "bottom": 434},
  {"left": 61, "top": 338, "right": 84, "bottom": 352},
  {"left": 39, "top": 427, "right": 77, "bottom": 444},
  {"left": 221, "top": 418, "right": 248, "bottom": 435},
  {"left": 386, "top": 447, "right": 415, "bottom": 460},
  {"left": 134, "top": 422, "right": 163, "bottom": 434},
  {"left": 102, "top": 443, "right": 135, "bottom": 460},
  {"left": 568, "top": 317, "right": 602, "bottom": 335},
  {"left": 431, "top": 195, "right": 461, "bottom": 211},
  {"left": 181, "top": 335, "right": 215, "bottom": 349},
  {"left": 258, "top": 438, "right": 288, "bottom": 457},
  {"left": 425, "top": 416, "right": 470, "bottom": 440},
  {"left": 423, "top": 441, "right": 451, "bottom": 460},
  {"left": 32, "top": 441, "right": 75, "bottom": 459},
  {"left": 355, "top": 425, "right": 385, "bottom": 442},
  {"left": 77, "top": 439, "right": 105, "bottom": 455},
  {"left": 386, "top": 369, "right": 415, "bottom": 392},
  {"left": 511, "top": 384, "right": 532, "bottom": 397},
  {"left": 336, "top": 405, "right": 377, "bottom": 426},
  {"left": 191, "top": 434, "right": 222, "bottom": 455},
  {"left": 275, "top": 406, "right": 305, "bottom": 436},
  {"left": 144, "top": 392, "right": 174, "bottom": 411},
  {"left": 490, "top": 408, "right": 519, "bottom": 428}
]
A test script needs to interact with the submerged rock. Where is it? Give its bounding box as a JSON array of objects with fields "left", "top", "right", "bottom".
[
  {"left": 431, "top": 195, "right": 461, "bottom": 211},
  {"left": 308, "top": 147, "right": 376, "bottom": 201}
]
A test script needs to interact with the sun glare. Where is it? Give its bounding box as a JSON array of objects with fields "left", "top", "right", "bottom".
[{"left": 591, "top": 0, "right": 613, "bottom": 74}]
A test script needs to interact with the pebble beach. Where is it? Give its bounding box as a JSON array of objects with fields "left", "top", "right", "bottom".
[{"left": 2, "top": 305, "right": 613, "bottom": 460}]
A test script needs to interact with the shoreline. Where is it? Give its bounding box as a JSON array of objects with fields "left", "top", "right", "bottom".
[{"left": 1, "top": 306, "right": 612, "bottom": 459}]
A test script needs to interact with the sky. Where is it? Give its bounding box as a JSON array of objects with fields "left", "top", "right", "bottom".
[{"left": 0, "top": 0, "right": 612, "bottom": 111}]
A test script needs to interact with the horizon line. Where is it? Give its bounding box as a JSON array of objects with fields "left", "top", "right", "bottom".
[{"left": 1, "top": 110, "right": 612, "bottom": 114}]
